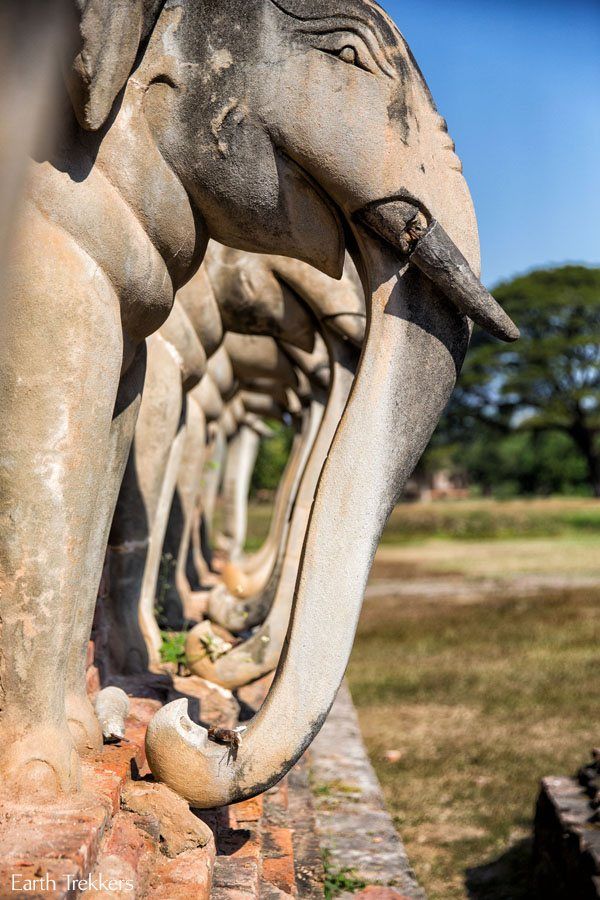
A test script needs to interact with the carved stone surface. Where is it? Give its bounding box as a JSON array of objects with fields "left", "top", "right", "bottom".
[{"left": 1, "top": 0, "right": 517, "bottom": 808}]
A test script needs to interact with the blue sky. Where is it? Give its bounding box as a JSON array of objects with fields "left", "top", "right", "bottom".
[{"left": 380, "top": 0, "right": 600, "bottom": 287}]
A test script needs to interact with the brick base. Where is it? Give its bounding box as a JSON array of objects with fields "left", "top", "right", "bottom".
[
  {"left": 0, "top": 673, "right": 323, "bottom": 900},
  {"left": 0, "top": 659, "right": 420, "bottom": 898}
]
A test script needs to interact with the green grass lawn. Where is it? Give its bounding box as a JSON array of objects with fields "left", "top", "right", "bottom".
[{"left": 380, "top": 496, "right": 600, "bottom": 543}]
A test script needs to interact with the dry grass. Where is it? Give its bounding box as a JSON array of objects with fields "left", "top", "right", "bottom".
[{"left": 347, "top": 551, "right": 600, "bottom": 900}]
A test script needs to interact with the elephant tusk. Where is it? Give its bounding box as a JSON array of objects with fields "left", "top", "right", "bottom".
[
  {"left": 408, "top": 220, "right": 519, "bottom": 343},
  {"left": 357, "top": 200, "right": 518, "bottom": 343}
]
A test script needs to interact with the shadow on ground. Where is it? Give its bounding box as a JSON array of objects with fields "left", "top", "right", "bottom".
[{"left": 466, "top": 838, "right": 534, "bottom": 899}]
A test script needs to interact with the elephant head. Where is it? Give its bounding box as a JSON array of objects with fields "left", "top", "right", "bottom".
[{"left": 65, "top": 0, "right": 517, "bottom": 805}]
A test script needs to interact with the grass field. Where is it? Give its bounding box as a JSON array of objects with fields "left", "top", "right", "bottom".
[
  {"left": 345, "top": 500, "right": 600, "bottom": 900},
  {"left": 245, "top": 497, "right": 600, "bottom": 899},
  {"left": 245, "top": 495, "right": 600, "bottom": 550}
]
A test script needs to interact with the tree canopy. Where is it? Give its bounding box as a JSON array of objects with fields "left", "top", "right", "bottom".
[{"left": 429, "top": 265, "right": 600, "bottom": 496}]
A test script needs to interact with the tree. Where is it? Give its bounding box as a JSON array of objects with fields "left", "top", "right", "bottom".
[
  {"left": 251, "top": 419, "right": 294, "bottom": 494},
  {"left": 440, "top": 265, "right": 600, "bottom": 495}
]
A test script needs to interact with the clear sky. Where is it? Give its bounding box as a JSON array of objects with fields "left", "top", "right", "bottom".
[{"left": 380, "top": 0, "right": 600, "bottom": 287}]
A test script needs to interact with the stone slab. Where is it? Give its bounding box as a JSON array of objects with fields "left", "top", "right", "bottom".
[
  {"left": 533, "top": 773, "right": 600, "bottom": 900},
  {"left": 309, "top": 682, "right": 424, "bottom": 899}
]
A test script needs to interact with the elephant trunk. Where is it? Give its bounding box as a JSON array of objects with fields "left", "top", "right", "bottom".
[{"left": 145, "top": 229, "right": 480, "bottom": 807}]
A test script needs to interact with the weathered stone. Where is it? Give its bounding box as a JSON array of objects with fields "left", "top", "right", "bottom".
[
  {"left": 211, "top": 856, "right": 260, "bottom": 899},
  {"left": 534, "top": 773, "right": 600, "bottom": 899},
  {"left": 121, "top": 782, "right": 213, "bottom": 858},
  {"left": 310, "top": 683, "right": 425, "bottom": 899}
]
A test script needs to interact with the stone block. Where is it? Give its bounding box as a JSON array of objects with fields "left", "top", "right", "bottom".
[{"left": 211, "top": 856, "right": 260, "bottom": 899}]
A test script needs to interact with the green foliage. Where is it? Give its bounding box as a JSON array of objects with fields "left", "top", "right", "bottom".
[
  {"left": 159, "top": 631, "right": 187, "bottom": 667},
  {"left": 322, "top": 849, "right": 366, "bottom": 899},
  {"left": 429, "top": 265, "right": 600, "bottom": 495},
  {"left": 380, "top": 497, "right": 600, "bottom": 543},
  {"left": 251, "top": 419, "right": 294, "bottom": 493}
]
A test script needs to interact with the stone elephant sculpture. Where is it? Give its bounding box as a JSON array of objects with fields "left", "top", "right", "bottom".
[
  {"left": 129, "top": 248, "right": 364, "bottom": 671},
  {"left": 103, "top": 244, "right": 314, "bottom": 678},
  {"left": 197, "top": 258, "right": 365, "bottom": 647},
  {"left": 0, "top": 0, "right": 517, "bottom": 801},
  {"left": 217, "top": 345, "right": 329, "bottom": 601}
]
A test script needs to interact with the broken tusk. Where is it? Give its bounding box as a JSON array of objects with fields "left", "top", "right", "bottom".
[
  {"left": 409, "top": 220, "right": 520, "bottom": 342},
  {"left": 95, "top": 686, "right": 130, "bottom": 742}
]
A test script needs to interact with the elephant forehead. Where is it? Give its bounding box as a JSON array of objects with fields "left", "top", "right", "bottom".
[
  {"left": 266, "top": 0, "right": 418, "bottom": 75},
  {"left": 268, "top": 0, "right": 398, "bottom": 42}
]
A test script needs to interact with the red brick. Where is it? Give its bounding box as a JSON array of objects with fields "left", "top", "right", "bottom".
[
  {"left": 262, "top": 825, "right": 293, "bottom": 860},
  {"left": 262, "top": 857, "right": 296, "bottom": 897},
  {"left": 95, "top": 812, "right": 155, "bottom": 875},
  {"left": 233, "top": 794, "right": 263, "bottom": 824},
  {"left": 261, "top": 826, "right": 295, "bottom": 895},
  {"left": 217, "top": 824, "right": 261, "bottom": 861},
  {"left": 81, "top": 743, "right": 140, "bottom": 814},
  {"left": 148, "top": 847, "right": 214, "bottom": 899}
]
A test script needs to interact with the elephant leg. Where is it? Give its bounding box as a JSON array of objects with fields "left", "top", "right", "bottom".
[
  {"left": 217, "top": 429, "right": 243, "bottom": 558},
  {"left": 172, "top": 394, "right": 207, "bottom": 622},
  {"left": 138, "top": 412, "right": 186, "bottom": 668},
  {"left": 104, "top": 335, "right": 183, "bottom": 675},
  {"left": 228, "top": 425, "right": 260, "bottom": 563},
  {"left": 0, "top": 210, "right": 124, "bottom": 797},
  {"left": 64, "top": 347, "right": 146, "bottom": 751},
  {"left": 219, "top": 423, "right": 305, "bottom": 596},
  {"left": 197, "top": 424, "right": 226, "bottom": 566}
]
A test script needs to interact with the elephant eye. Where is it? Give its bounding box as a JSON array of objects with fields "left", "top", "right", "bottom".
[
  {"left": 320, "top": 41, "right": 376, "bottom": 74},
  {"left": 337, "top": 46, "right": 357, "bottom": 65},
  {"left": 308, "top": 25, "right": 393, "bottom": 77}
]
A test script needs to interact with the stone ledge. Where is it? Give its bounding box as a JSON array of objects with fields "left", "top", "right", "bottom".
[
  {"left": 309, "top": 682, "right": 425, "bottom": 900},
  {"left": 533, "top": 772, "right": 600, "bottom": 900}
]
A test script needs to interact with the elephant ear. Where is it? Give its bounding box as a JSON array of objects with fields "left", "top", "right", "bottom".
[{"left": 66, "top": 0, "right": 160, "bottom": 131}]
